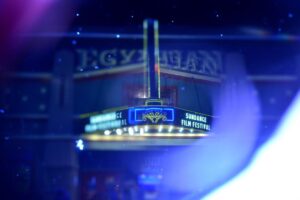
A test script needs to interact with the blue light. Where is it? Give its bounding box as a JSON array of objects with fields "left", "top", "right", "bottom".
[
  {"left": 116, "top": 129, "right": 122, "bottom": 135},
  {"left": 158, "top": 125, "right": 163, "bottom": 132},
  {"left": 140, "top": 128, "right": 144, "bottom": 135},
  {"left": 138, "top": 174, "right": 162, "bottom": 185},
  {"left": 104, "top": 130, "right": 111, "bottom": 135},
  {"left": 128, "top": 127, "right": 134, "bottom": 135},
  {"left": 129, "top": 107, "right": 174, "bottom": 124},
  {"left": 71, "top": 39, "right": 77, "bottom": 45},
  {"left": 116, "top": 34, "right": 120, "bottom": 38},
  {"left": 144, "top": 125, "right": 149, "bottom": 132},
  {"left": 76, "top": 139, "right": 84, "bottom": 150}
]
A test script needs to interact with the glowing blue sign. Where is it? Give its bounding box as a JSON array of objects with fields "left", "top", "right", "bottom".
[{"left": 128, "top": 107, "right": 174, "bottom": 124}]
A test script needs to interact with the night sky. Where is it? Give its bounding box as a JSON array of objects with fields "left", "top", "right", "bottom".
[
  {"left": 71, "top": 0, "right": 300, "bottom": 33},
  {"left": 1, "top": 0, "right": 300, "bottom": 64}
]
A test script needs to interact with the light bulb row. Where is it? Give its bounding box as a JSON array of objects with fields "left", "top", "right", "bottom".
[{"left": 103, "top": 125, "right": 195, "bottom": 136}]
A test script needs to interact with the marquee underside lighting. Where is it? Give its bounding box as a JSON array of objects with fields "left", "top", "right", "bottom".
[{"left": 83, "top": 132, "right": 209, "bottom": 142}]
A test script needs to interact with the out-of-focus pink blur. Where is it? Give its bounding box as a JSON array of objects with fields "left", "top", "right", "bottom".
[{"left": 0, "top": 0, "right": 74, "bottom": 67}]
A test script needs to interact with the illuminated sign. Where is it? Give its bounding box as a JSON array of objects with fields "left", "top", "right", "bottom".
[
  {"left": 75, "top": 48, "right": 222, "bottom": 77},
  {"left": 180, "top": 112, "right": 211, "bottom": 131},
  {"left": 84, "top": 111, "right": 127, "bottom": 132},
  {"left": 90, "top": 112, "right": 121, "bottom": 123},
  {"left": 129, "top": 107, "right": 174, "bottom": 124},
  {"left": 82, "top": 106, "right": 212, "bottom": 134}
]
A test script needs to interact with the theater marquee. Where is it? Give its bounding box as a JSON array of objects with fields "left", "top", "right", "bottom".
[
  {"left": 82, "top": 106, "right": 212, "bottom": 136},
  {"left": 79, "top": 19, "right": 214, "bottom": 139}
]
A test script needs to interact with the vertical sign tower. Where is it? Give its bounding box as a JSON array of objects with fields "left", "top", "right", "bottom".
[{"left": 144, "top": 19, "right": 162, "bottom": 105}]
